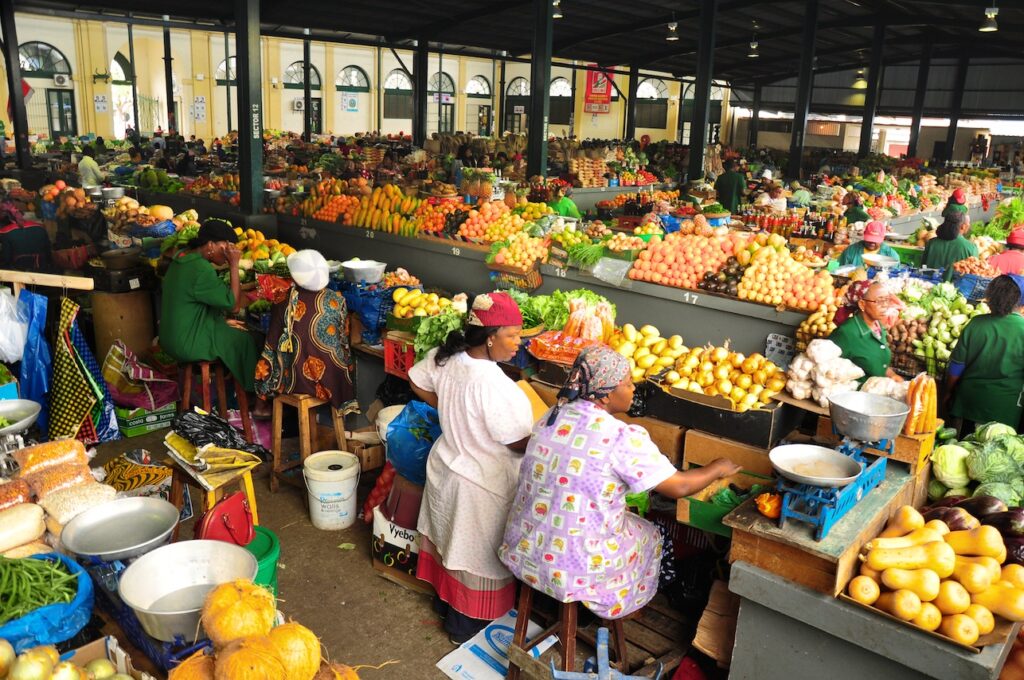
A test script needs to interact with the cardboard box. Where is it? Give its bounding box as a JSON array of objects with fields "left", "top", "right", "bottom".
[
  {"left": 436, "top": 609, "right": 556, "bottom": 680},
  {"left": 676, "top": 470, "right": 772, "bottom": 537},
  {"left": 348, "top": 426, "right": 385, "bottom": 471},
  {"left": 115, "top": 402, "right": 177, "bottom": 437},
  {"left": 683, "top": 429, "right": 774, "bottom": 477},
  {"left": 67, "top": 636, "right": 157, "bottom": 680},
  {"left": 370, "top": 504, "right": 425, "bottom": 592},
  {"left": 693, "top": 580, "right": 740, "bottom": 668}
]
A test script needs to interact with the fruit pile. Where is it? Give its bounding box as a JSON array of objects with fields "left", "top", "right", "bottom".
[
  {"left": 185, "top": 173, "right": 241, "bottom": 205},
  {"left": 663, "top": 344, "right": 784, "bottom": 412},
  {"left": 586, "top": 221, "right": 613, "bottom": 239},
  {"left": 634, "top": 221, "right": 664, "bottom": 236},
  {"left": 236, "top": 228, "right": 296, "bottom": 262},
  {"left": 952, "top": 257, "right": 1001, "bottom": 277},
  {"left": 350, "top": 184, "right": 424, "bottom": 237},
  {"left": 312, "top": 194, "right": 361, "bottom": 223},
  {"left": 698, "top": 256, "right": 744, "bottom": 297},
  {"left": 796, "top": 301, "right": 841, "bottom": 351},
  {"left": 628, "top": 230, "right": 752, "bottom": 289},
  {"left": 619, "top": 169, "right": 659, "bottom": 186},
  {"left": 550, "top": 223, "right": 589, "bottom": 249},
  {"left": 103, "top": 196, "right": 157, "bottom": 229},
  {"left": 55, "top": 187, "right": 97, "bottom": 219},
  {"left": 736, "top": 234, "right": 836, "bottom": 310},
  {"left": 608, "top": 323, "right": 686, "bottom": 383},
  {"left": 513, "top": 201, "right": 554, "bottom": 222},
  {"left": 457, "top": 202, "right": 529, "bottom": 242},
  {"left": 490, "top": 232, "right": 548, "bottom": 271},
  {"left": 415, "top": 201, "right": 463, "bottom": 235},
  {"left": 608, "top": 190, "right": 679, "bottom": 208},
  {"left": 605, "top": 234, "right": 647, "bottom": 253},
  {"left": 382, "top": 268, "right": 421, "bottom": 288},
  {"left": 391, "top": 288, "right": 451, "bottom": 319}
]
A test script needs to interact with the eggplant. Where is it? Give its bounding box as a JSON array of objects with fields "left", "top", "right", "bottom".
[
  {"left": 922, "top": 496, "right": 968, "bottom": 511},
  {"left": 1005, "top": 537, "right": 1024, "bottom": 567},
  {"left": 955, "top": 496, "right": 1009, "bottom": 518},
  {"left": 981, "top": 509, "right": 1024, "bottom": 538},
  {"left": 922, "top": 506, "right": 977, "bottom": 531}
]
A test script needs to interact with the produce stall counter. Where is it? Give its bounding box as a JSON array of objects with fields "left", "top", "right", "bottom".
[
  {"left": 129, "top": 189, "right": 278, "bottom": 234},
  {"left": 570, "top": 184, "right": 663, "bottom": 212},
  {"left": 276, "top": 215, "right": 809, "bottom": 354},
  {"left": 728, "top": 561, "right": 1019, "bottom": 680},
  {"left": 887, "top": 203, "right": 998, "bottom": 236}
]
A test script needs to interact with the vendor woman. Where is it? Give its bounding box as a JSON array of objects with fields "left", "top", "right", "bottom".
[
  {"left": 408, "top": 293, "right": 535, "bottom": 643},
  {"left": 499, "top": 346, "right": 740, "bottom": 620},
  {"left": 923, "top": 211, "right": 978, "bottom": 278},
  {"left": 548, "top": 184, "right": 582, "bottom": 219},
  {"left": 828, "top": 281, "right": 902, "bottom": 382},
  {"left": 989, "top": 228, "right": 1024, "bottom": 275},
  {"left": 838, "top": 221, "right": 900, "bottom": 268},
  {"left": 843, "top": 193, "right": 871, "bottom": 224},
  {"left": 945, "top": 275, "right": 1024, "bottom": 431},
  {"left": 160, "top": 219, "right": 261, "bottom": 405}
]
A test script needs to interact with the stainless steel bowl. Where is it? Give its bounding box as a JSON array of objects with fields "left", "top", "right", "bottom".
[
  {"left": 769, "top": 444, "right": 862, "bottom": 487},
  {"left": 828, "top": 391, "right": 910, "bottom": 442},
  {"left": 118, "top": 540, "right": 258, "bottom": 642},
  {"left": 62, "top": 497, "right": 180, "bottom": 562},
  {"left": 341, "top": 259, "right": 386, "bottom": 283},
  {"left": 0, "top": 399, "right": 41, "bottom": 435},
  {"left": 101, "top": 186, "right": 125, "bottom": 201}
]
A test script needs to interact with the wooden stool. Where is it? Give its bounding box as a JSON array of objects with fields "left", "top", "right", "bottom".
[
  {"left": 167, "top": 461, "right": 260, "bottom": 541},
  {"left": 507, "top": 584, "right": 629, "bottom": 679},
  {"left": 270, "top": 393, "right": 348, "bottom": 492},
  {"left": 179, "top": 360, "right": 254, "bottom": 444}
]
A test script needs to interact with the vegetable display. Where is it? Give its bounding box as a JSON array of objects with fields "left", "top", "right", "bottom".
[
  {"left": 0, "top": 557, "right": 77, "bottom": 625},
  {"left": 929, "top": 422, "right": 1024, "bottom": 506}
]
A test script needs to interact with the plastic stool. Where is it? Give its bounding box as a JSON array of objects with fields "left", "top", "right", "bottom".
[
  {"left": 167, "top": 462, "right": 259, "bottom": 541},
  {"left": 269, "top": 393, "right": 349, "bottom": 492},
  {"left": 179, "top": 360, "right": 253, "bottom": 444}
]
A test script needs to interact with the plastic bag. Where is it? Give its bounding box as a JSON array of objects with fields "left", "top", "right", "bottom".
[
  {"left": 0, "top": 479, "right": 30, "bottom": 511},
  {"left": 24, "top": 463, "right": 94, "bottom": 500},
  {"left": 13, "top": 439, "right": 88, "bottom": 477},
  {"left": 336, "top": 281, "right": 389, "bottom": 345},
  {"left": 171, "top": 409, "right": 270, "bottom": 460},
  {"left": 592, "top": 257, "right": 633, "bottom": 288},
  {"left": 38, "top": 482, "right": 116, "bottom": 525},
  {"left": 385, "top": 401, "right": 441, "bottom": 486},
  {"left": 0, "top": 553, "right": 94, "bottom": 653},
  {"left": 0, "top": 288, "right": 27, "bottom": 362},
  {"left": 17, "top": 290, "right": 50, "bottom": 435}
]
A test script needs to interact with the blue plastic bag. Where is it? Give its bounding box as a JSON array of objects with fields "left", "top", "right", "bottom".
[
  {"left": 385, "top": 401, "right": 441, "bottom": 486},
  {"left": 17, "top": 289, "right": 50, "bottom": 435},
  {"left": 0, "top": 553, "right": 94, "bottom": 653}
]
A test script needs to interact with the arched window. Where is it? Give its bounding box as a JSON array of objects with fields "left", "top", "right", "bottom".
[
  {"left": 637, "top": 78, "right": 667, "bottom": 100},
  {"left": 384, "top": 68, "right": 413, "bottom": 119},
  {"left": 636, "top": 78, "right": 669, "bottom": 129},
  {"left": 337, "top": 65, "right": 369, "bottom": 92},
  {"left": 550, "top": 77, "right": 572, "bottom": 97},
  {"left": 283, "top": 61, "right": 321, "bottom": 90},
  {"left": 215, "top": 57, "right": 236, "bottom": 85},
  {"left": 384, "top": 68, "right": 412, "bottom": 91},
  {"left": 19, "top": 41, "right": 71, "bottom": 77},
  {"left": 110, "top": 52, "right": 132, "bottom": 84},
  {"left": 428, "top": 71, "right": 455, "bottom": 94},
  {"left": 466, "top": 75, "right": 490, "bottom": 97},
  {"left": 506, "top": 77, "right": 530, "bottom": 97}
]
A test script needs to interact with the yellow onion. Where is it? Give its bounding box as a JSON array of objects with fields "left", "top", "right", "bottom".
[
  {"left": 268, "top": 623, "right": 321, "bottom": 680},
  {"left": 168, "top": 651, "right": 215, "bottom": 680},
  {"left": 312, "top": 663, "right": 360, "bottom": 680},
  {"left": 202, "top": 580, "right": 276, "bottom": 648},
  {"left": 214, "top": 636, "right": 285, "bottom": 680},
  {"left": 0, "top": 639, "right": 15, "bottom": 678}
]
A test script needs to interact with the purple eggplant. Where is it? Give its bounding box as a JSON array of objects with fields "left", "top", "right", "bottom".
[
  {"left": 1005, "top": 537, "right": 1024, "bottom": 566},
  {"left": 923, "top": 506, "right": 978, "bottom": 531},
  {"left": 923, "top": 496, "right": 969, "bottom": 512},
  {"left": 981, "top": 509, "right": 1024, "bottom": 538},
  {"left": 955, "top": 496, "right": 1009, "bottom": 518}
]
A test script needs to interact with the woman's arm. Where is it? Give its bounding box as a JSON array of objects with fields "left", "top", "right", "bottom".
[
  {"left": 226, "top": 246, "right": 242, "bottom": 314},
  {"left": 506, "top": 436, "right": 531, "bottom": 454},
  {"left": 410, "top": 380, "right": 438, "bottom": 409},
  {"left": 653, "top": 458, "right": 741, "bottom": 499}
]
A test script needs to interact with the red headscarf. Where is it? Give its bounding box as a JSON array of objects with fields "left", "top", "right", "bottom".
[{"left": 467, "top": 292, "right": 523, "bottom": 328}]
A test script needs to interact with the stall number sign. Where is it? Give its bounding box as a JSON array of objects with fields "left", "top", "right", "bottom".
[
  {"left": 251, "top": 104, "right": 261, "bottom": 140},
  {"left": 93, "top": 94, "right": 108, "bottom": 113},
  {"left": 514, "top": 105, "right": 525, "bottom": 114},
  {"left": 193, "top": 95, "right": 207, "bottom": 122},
  {"left": 432, "top": 93, "right": 454, "bottom": 104},
  {"left": 343, "top": 94, "right": 358, "bottom": 112}
]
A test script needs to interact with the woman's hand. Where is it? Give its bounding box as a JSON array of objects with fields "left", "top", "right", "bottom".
[
  {"left": 709, "top": 458, "right": 742, "bottom": 479},
  {"left": 885, "top": 368, "right": 905, "bottom": 382},
  {"left": 226, "top": 318, "right": 247, "bottom": 331},
  {"left": 224, "top": 244, "right": 241, "bottom": 266}
]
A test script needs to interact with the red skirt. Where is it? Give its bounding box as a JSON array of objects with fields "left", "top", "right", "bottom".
[{"left": 417, "top": 536, "right": 516, "bottom": 621}]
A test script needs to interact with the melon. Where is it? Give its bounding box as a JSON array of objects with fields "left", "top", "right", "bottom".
[{"left": 149, "top": 205, "right": 174, "bottom": 221}]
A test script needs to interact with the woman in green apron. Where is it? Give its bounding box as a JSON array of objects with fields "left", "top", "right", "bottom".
[
  {"left": 828, "top": 282, "right": 902, "bottom": 383},
  {"left": 923, "top": 212, "right": 978, "bottom": 280},
  {"left": 946, "top": 275, "right": 1024, "bottom": 432}
]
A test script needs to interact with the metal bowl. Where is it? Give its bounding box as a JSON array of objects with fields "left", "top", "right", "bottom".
[
  {"left": 862, "top": 253, "right": 900, "bottom": 269},
  {"left": 769, "top": 444, "right": 863, "bottom": 487},
  {"left": 0, "top": 399, "right": 41, "bottom": 435},
  {"left": 341, "top": 259, "right": 386, "bottom": 283},
  {"left": 101, "top": 186, "right": 125, "bottom": 201},
  {"left": 62, "top": 497, "right": 180, "bottom": 562},
  {"left": 828, "top": 391, "right": 910, "bottom": 443},
  {"left": 101, "top": 246, "right": 142, "bottom": 270},
  {"left": 118, "top": 540, "right": 258, "bottom": 642}
]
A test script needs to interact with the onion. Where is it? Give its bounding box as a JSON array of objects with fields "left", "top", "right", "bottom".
[
  {"left": 27, "top": 646, "right": 59, "bottom": 666},
  {"left": 50, "top": 661, "right": 87, "bottom": 680},
  {"left": 86, "top": 658, "right": 118, "bottom": 680},
  {"left": 0, "top": 638, "right": 15, "bottom": 678},
  {"left": 168, "top": 651, "right": 215, "bottom": 680},
  {"left": 202, "top": 580, "right": 276, "bottom": 648},
  {"left": 9, "top": 653, "right": 53, "bottom": 680},
  {"left": 268, "top": 623, "right": 321, "bottom": 680},
  {"left": 214, "top": 636, "right": 285, "bottom": 680}
]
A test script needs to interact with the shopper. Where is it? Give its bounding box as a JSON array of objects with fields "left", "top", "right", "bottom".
[
  {"left": 989, "top": 228, "right": 1024, "bottom": 275},
  {"left": 828, "top": 281, "right": 902, "bottom": 382},
  {"left": 790, "top": 181, "right": 812, "bottom": 208},
  {"left": 943, "top": 187, "right": 969, "bottom": 220},
  {"left": 713, "top": 158, "right": 746, "bottom": 213},
  {"left": 548, "top": 184, "right": 582, "bottom": 219},
  {"left": 838, "top": 220, "right": 900, "bottom": 268},
  {"left": 408, "top": 292, "right": 534, "bottom": 643},
  {"left": 945, "top": 275, "right": 1024, "bottom": 431},
  {"left": 77, "top": 146, "right": 104, "bottom": 187},
  {"left": 922, "top": 211, "right": 978, "bottom": 277},
  {"left": 843, "top": 193, "right": 872, "bottom": 224},
  {"left": 499, "top": 346, "right": 739, "bottom": 620}
]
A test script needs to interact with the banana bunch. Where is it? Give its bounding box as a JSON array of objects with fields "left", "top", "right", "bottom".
[{"left": 607, "top": 323, "right": 687, "bottom": 383}]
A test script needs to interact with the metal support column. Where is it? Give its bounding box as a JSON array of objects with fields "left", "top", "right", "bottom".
[
  {"left": 787, "top": 0, "right": 818, "bottom": 180},
  {"left": 223, "top": 30, "right": 232, "bottom": 134},
  {"left": 127, "top": 21, "right": 141, "bottom": 138},
  {"left": 945, "top": 53, "right": 968, "bottom": 163},
  {"left": 235, "top": 0, "right": 263, "bottom": 215},
  {"left": 376, "top": 46, "right": 382, "bottom": 134},
  {"left": 687, "top": 0, "right": 718, "bottom": 182},
  {"left": 907, "top": 40, "right": 932, "bottom": 159},
  {"left": 498, "top": 59, "right": 507, "bottom": 136},
  {"left": 858, "top": 23, "right": 885, "bottom": 158},
  {"left": 748, "top": 82, "right": 761, "bottom": 148},
  {"left": 413, "top": 39, "right": 429, "bottom": 147},
  {"left": 302, "top": 31, "right": 312, "bottom": 141},
  {"left": 163, "top": 23, "right": 176, "bottom": 132},
  {"left": 0, "top": 0, "right": 29, "bottom": 168},
  {"left": 526, "top": 0, "right": 553, "bottom": 177},
  {"left": 625, "top": 63, "right": 639, "bottom": 141}
]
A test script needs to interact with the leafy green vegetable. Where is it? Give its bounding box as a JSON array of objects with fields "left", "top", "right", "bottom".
[
  {"left": 248, "top": 299, "right": 271, "bottom": 314},
  {"left": 414, "top": 307, "right": 465, "bottom": 360},
  {"left": 530, "top": 289, "right": 617, "bottom": 331},
  {"left": 931, "top": 444, "right": 972, "bottom": 488},
  {"left": 702, "top": 203, "right": 726, "bottom": 214},
  {"left": 567, "top": 242, "right": 606, "bottom": 267},
  {"left": 983, "top": 197, "right": 1024, "bottom": 240},
  {"left": 976, "top": 422, "right": 1017, "bottom": 443},
  {"left": 0, "top": 416, "right": 9, "bottom": 428},
  {"left": 928, "top": 478, "right": 949, "bottom": 502},
  {"left": 966, "top": 442, "right": 1021, "bottom": 484},
  {"left": 973, "top": 482, "right": 1019, "bottom": 507},
  {"left": 505, "top": 289, "right": 542, "bottom": 328}
]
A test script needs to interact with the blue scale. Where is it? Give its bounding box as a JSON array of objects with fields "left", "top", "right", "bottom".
[{"left": 776, "top": 438, "right": 891, "bottom": 541}]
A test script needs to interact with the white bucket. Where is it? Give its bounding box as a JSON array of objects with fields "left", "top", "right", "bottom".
[{"left": 303, "top": 450, "right": 360, "bottom": 530}]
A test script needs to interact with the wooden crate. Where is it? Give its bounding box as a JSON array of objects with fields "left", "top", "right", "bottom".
[
  {"left": 816, "top": 415, "right": 937, "bottom": 473},
  {"left": 683, "top": 429, "right": 774, "bottom": 477},
  {"left": 677, "top": 471, "right": 772, "bottom": 537}
]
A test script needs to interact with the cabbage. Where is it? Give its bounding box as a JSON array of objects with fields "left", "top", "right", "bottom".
[
  {"left": 973, "top": 482, "right": 1020, "bottom": 507},
  {"left": 976, "top": 422, "right": 1018, "bottom": 443},
  {"left": 946, "top": 487, "right": 972, "bottom": 498},
  {"left": 928, "top": 479, "right": 949, "bottom": 502},
  {"left": 966, "top": 442, "right": 1022, "bottom": 484},
  {"left": 931, "top": 444, "right": 972, "bottom": 488}
]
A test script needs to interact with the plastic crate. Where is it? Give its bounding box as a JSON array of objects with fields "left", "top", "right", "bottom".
[
  {"left": 891, "top": 245, "right": 923, "bottom": 268},
  {"left": 954, "top": 273, "right": 994, "bottom": 303},
  {"left": 383, "top": 331, "right": 416, "bottom": 380},
  {"left": 487, "top": 262, "right": 543, "bottom": 292},
  {"left": 891, "top": 349, "right": 948, "bottom": 379}
]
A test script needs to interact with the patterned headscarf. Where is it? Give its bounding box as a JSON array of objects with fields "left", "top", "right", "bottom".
[
  {"left": 834, "top": 280, "right": 873, "bottom": 326},
  {"left": 546, "top": 345, "right": 630, "bottom": 426}
]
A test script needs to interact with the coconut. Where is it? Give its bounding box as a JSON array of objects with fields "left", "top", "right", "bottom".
[
  {"left": 214, "top": 637, "right": 285, "bottom": 680},
  {"left": 168, "top": 651, "right": 215, "bottom": 680},
  {"left": 267, "top": 623, "right": 321, "bottom": 680},
  {"left": 202, "top": 580, "right": 277, "bottom": 648},
  {"left": 312, "top": 663, "right": 359, "bottom": 680}
]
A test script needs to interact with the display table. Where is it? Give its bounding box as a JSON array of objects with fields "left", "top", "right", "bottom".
[
  {"left": 729, "top": 561, "right": 1020, "bottom": 680},
  {"left": 887, "top": 202, "right": 998, "bottom": 236}
]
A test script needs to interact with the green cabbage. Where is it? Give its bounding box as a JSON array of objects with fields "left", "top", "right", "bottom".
[
  {"left": 946, "top": 487, "right": 972, "bottom": 498},
  {"left": 966, "top": 442, "right": 1022, "bottom": 484},
  {"left": 928, "top": 479, "right": 949, "bottom": 502},
  {"left": 976, "top": 422, "right": 1017, "bottom": 443},
  {"left": 973, "top": 482, "right": 1019, "bottom": 507},
  {"left": 931, "top": 444, "right": 972, "bottom": 489}
]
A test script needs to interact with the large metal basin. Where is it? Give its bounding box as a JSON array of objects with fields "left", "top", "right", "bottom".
[
  {"left": 62, "top": 497, "right": 179, "bottom": 562},
  {"left": 0, "top": 399, "right": 41, "bottom": 435},
  {"left": 828, "top": 391, "right": 910, "bottom": 442},
  {"left": 769, "top": 444, "right": 862, "bottom": 488},
  {"left": 118, "top": 540, "right": 258, "bottom": 642}
]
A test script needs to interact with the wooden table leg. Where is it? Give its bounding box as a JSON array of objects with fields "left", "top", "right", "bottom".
[
  {"left": 270, "top": 397, "right": 284, "bottom": 492},
  {"left": 559, "top": 601, "right": 577, "bottom": 672},
  {"left": 214, "top": 364, "right": 229, "bottom": 419},
  {"left": 508, "top": 585, "right": 534, "bottom": 680}
]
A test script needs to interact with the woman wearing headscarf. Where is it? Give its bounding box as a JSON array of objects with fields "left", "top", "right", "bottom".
[
  {"left": 499, "top": 346, "right": 739, "bottom": 620},
  {"left": 254, "top": 249, "right": 357, "bottom": 414},
  {"left": 989, "top": 228, "right": 1024, "bottom": 276},
  {"left": 945, "top": 275, "right": 1024, "bottom": 432},
  {"left": 838, "top": 221, "right": 900, "bottom": 268},
  {"left": 828, "top": 281, "right": 903, "bottom": 383},
  {"left": 923, "top": 211, "right": 978, "bottom": 280},
  {"left": 408, "top": 292, "right": 534, "bottom": 643},
  {"left": 843, "top": 193, "right": 872, "bottom": 224}
]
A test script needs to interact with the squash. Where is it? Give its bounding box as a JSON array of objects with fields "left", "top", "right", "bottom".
[
  {"left": 964, "top": 604, "right": 995, "bottom": 636},
  {"left": 939, "top": 614, "right": 980, "bottom": 646},
  {"left": 934, "top": 580, "right": 971, "bottom": 615},
  {"left": 865, "top": 541, "right": 956, "bottom": 578},
  {"left": 944, "top": 526, "right": 1005, "bottom": 559},
  {"left": 875, "top": 590, "right": 923, "bottom": 621},
  {"left": 859, "top": 562, "right": 882, "bottom": 580},
  {"left": 879, "top": 506, "right": 926, "bottom": 538},
  {"left": 911, "top": 602, "right": 943, "bottom": 632},
  {"left": 924, "top": 519, "right": 950, "bottom": 536},
  {"left": 1003, "top": 564, "right": 1024, "bottom": 589},
  {"left": 971, "top": 583, "right": 1024, "bottom": 621},
  {"left": 951, "top": 560, "right": 993, "bottom": 594},
  {"left": 847, "top": 575, "right": 880, "bottom": 605},
  {"left": 880, "top": 568, "right": 940, "bottom": 602},
  {"left": 958, "top": 555, "right": 1002, "bottom": 583},
  {"left": 865, "top": 527, "right": 943, "bottom": 552}
]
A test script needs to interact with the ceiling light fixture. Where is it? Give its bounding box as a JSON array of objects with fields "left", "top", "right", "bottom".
[
  {"left": 979, "top": 5, "right": 999, "bottom": 32},
  {"left": 852, "top": 68, "right": 868, "bottom": 89},
  {"left": 748, "top": 38, "right": 759, "bottom": 58},
  {"left": 552, "top": 0, "right": 563, "bottom": 19},
  {"left": 666, "top": 21, "right": 679, "bottom": 41}
]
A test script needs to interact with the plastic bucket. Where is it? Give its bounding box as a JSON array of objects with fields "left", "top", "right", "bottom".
[
  {"left": 375, "top": 404, "right": 406, "bottom": 445},
  {"left": 244, "top": 525, "right": 281, "bottom": 596},
  {"left": 303, "top": 450, "right": 360, "bottom": 530}
]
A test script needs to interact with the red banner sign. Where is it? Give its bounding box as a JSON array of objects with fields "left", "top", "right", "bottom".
[{"left": 584, "top": 66, "right": 612, "bottom": 114}]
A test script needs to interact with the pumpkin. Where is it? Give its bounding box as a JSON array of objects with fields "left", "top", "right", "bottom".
[{"left": 149, "top": 205, "right": 175, "bottom": 221}]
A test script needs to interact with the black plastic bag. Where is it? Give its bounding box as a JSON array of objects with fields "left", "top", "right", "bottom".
[
  {"left": 171, "top": 409, "right": 269, "bottom": 460},
  {"left": 375, "top": 375, "right": 414, "bottom": 407}
]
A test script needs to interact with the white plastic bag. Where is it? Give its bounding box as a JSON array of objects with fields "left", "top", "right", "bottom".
[
  {"left": 0, "top": 289, "right": 27, "bottom": 362},
  {"left": 806, "top": 339, "right": 842, "bottom": 365}
]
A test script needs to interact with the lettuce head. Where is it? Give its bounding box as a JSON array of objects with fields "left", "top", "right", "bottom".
[{"left": 931, "top": 444, "right": 971, "bottom": 489}]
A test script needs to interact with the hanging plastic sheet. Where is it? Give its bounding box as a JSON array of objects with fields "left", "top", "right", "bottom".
[
  {"left": 0, "top": 288, "right": 27, "bottom": 362},
  {"left": 17, "top": 289, "right": 50, "bottom": 435},
  {"left": 70, "top": 321, "right": 120, "bottom": 443}
]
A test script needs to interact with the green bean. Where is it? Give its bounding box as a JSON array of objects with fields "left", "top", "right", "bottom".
[{"left": 0, "top": 556, "right": 78, "bottom": 625}]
